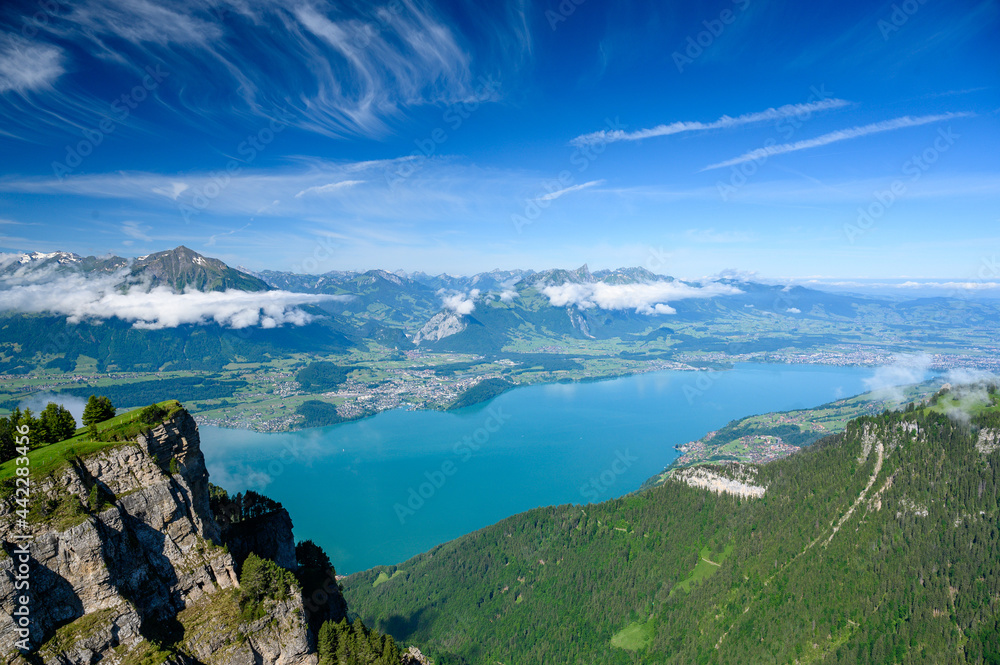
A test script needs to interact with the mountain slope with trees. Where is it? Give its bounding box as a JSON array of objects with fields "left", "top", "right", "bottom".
[{"left": 344, "top": 397, "right": 1000, "bottom": 664}]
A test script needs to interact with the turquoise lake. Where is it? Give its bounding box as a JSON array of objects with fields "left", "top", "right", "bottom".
[{"left": 199, "top": 363, "right": 879, "bottom": 574}]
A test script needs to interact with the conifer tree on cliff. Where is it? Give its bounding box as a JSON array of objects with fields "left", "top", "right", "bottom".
[{"left": 82, "top": 395, "right": 116, "bottom": 426}]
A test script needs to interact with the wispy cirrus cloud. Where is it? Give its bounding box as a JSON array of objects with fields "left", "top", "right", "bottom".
[
  {"left": 537, "top": 180, "right": 604, "bottom": 201},
  {"left": 121, "top": 220, "right": 152, "bottom": 241},
  {"left": 295, "top": 180, "right": 365, "bottom": 198},
  {"left": 702, "top": 112, "right": 973, "bottom": 170},
  {"left": 0, "top": 0, "right": 526, "bottom": 141},
  {"left": 0, "top": 34, "right": 64, "bottom": 94},
  {"left": 0, "top": 158, "right": 540, "bottom": 225},
  {"left": 152, "top": 182, "right": 190, "bottom": 201},
  {"left": 570, "top": 99, "right": 851, "bottom": 146}
]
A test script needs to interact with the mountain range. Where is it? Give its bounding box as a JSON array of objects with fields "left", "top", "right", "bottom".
[
  {"left": 2, "top": 247, "right": 999, "bottom": 664},
  {"left": 1, "top": 246, "right": 999, "bottom": 374}
]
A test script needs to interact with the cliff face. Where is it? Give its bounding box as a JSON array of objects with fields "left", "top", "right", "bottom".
[
  {"left": 976, "top": 427, "right": 999, "bottom": 454},
  {"left": 0, "top": 410, "right": 322, "bottom": 665}
]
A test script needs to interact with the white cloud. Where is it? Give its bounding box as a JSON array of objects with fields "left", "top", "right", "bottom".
[
  {"left": 0, "top": 35, "right": 64, "bottom": 93},
  {"left": 18, "top": 392, "right": 89, "bottom": 424},
  {"left": 0, "top": 253, "right": 26, "bottom": 272},
  {"left": 152, "top": 182, "right": 190, "bottom": 200},
  {"left": 207, "top": 463, "right": 274, "bottom": 491},
  {"left": 786, "top": 307, "right": 801, "bottom": 314},
  {"left": 709, "top": 268, "right": 760, "bottom": 282},
  {"left": 0, "top": 0, "right": 535, "bottom": 144},
  {"left": 439, "top": 288, "right": 479, "bottom": 315},
  {"left": 121, "top": 220, "right": 152, "bottom": 241},
  {"left": 537, "top": 180, "right": 604, "bottom": 201},
  {"left": 795, "top": 279, "right": 1000, "bottom": 297},
  {"left": 498, "top": 289, "right": 518, "bottom": 303},
  {"left": 940, "top": 377, "right": 996, "bottom": 425},
  {"left": 862, "top": 354, "right": 933, "bottom": 402},
  {"left": 898, "top": 281, "right": 1000, "bottom": 291},
  {"left": 944, "top": 367, "right": 997, "bottom": 386},
  {"left": 570, "top": 99, "right": 851, "bottom": 146},
  {"left": 541, "top": 281, "right": 742, "bottom": 315},
  {"left": 0, "top": 272, "right": 350, "bottom": 329},
  {"left": 703, "top": 113, "right": 973, "bottom": 170},
  {"left": 295, "top": 180, "right": 365, "bottom": 198}
]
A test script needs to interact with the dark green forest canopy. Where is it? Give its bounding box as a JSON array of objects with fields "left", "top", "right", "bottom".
[
  {"left": 296, "top": 361, "right": 352, "bottom": 391},
  {"left": 55, "top": 376, "right": 246, "bottom": 408},
  {"left": 344, "top": 409, "right": 1000, "bottom": 665},
  {"left": 296, "top": 400, "right": 345, "bottom": 428},
  {"left": 449, "top": 378, "right": 514, "bottom": 410}
]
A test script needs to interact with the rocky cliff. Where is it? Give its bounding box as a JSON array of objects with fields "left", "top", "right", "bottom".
[
  {"left": 0, "top": 409, "right": 329, "bottom": 665},
  {"left": 976, "top": 427, "right": 999, "bottom": 454}
]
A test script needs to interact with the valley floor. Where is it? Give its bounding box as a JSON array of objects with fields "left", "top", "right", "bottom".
[{"left": 2, "top": 338, "right": 998, "bottom": 434}]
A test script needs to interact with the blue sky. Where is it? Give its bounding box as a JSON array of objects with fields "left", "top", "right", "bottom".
[{"left": 0, "top": 0, "right": 997, "bottom": 279}]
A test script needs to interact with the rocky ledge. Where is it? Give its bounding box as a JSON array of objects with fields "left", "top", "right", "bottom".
[{"left": 0, "top": 409, "right": 331, "bottom": 665}]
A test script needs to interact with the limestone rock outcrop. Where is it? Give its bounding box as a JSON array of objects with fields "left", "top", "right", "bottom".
[
  {"left": 976, "top": 428, "right": 999, "bottom": 455},
  {"left": 0, "top": 409, "right": 324, "bottom": 665}
]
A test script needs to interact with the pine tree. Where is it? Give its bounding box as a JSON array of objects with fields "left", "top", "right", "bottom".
[
  {"left": 97, "top": 396, "right": 115, "bottom": 421},
  {"left": 82, "top": 395, "right": 100, "bottom": 427},
  {"left": 33, "top": 406, "right": 54, "bottom": 444},
  {"left": 297, "top": 540, "right": 333, "bottom": 570},
  {"left": 39, "top": 403, "right": 76, "bottom": 443},
  {"left": 318, "top": 620, "right": 337, "bottom": 665},
  {"left": 334, "top": 619, "right": 353, "bottom": 664},
  {"left": 17, "top": 409, "right": 41, "bottom": 448},
  {"left": 0, "top": 416, "right": 15, "bottom": 464},
  {"left": 82, "top": 395, "right": 115, "bottom": 426},
  {"left": 139, "top": 402, "right": 167, "bottom": 425}
]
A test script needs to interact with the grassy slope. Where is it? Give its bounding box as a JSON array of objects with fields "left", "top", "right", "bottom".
[
  {"left": 669, "top": 543, "right": 733, "bottom": 597},
  {"left": 610, "top": 617, "right": 655, "bottom": 651},
  {"left": 0, "top": 399, "right": 181, "bottom": 481}
]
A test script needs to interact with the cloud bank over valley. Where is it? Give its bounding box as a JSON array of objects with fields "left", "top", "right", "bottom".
[
  {"left": 0, "top": 268, "right": 350, "bottom": 329},
  {"left": 541, "top": 281, "right": 742, "bottom": 315}
]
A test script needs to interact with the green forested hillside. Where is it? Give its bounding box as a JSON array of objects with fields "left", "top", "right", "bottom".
[
  {"left": 0, "top": 312, "right": 357, "bottom": 373},
  {"left": 344, "top": 407, "right": 1000, "bottom": 664}
]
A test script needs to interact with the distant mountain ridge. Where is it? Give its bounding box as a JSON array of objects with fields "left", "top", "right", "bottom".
[
  {"left": 0, "top": 250, "right": 127, "bottom": 279},
  {"left": 2, "top": 246, "right": 270, "bottom": 293},
  {"left": 3, "top": 245, "right": 1000, "bottom": 372},
  {"left": 0, "top": 247, "right": 366, "bottom": 373}
]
